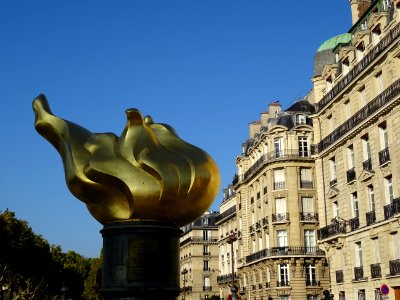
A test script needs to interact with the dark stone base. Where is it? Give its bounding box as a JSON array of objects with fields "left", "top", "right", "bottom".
[{"left": 100, "top": 221, "right": 181, "bottom": 300}]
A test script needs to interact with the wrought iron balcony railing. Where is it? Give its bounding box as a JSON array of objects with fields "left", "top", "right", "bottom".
[
  {"left": 262, "top": 216, "right": 269, "bottom": 227},
  {"left": 363, "top": 158, "right": 372, "bottom": 171},
  {"left": 203, "top": 286, "right": 212, "bottom": 291},
  {"left": 242, "top": 149, "right": 312, "bottom": 182},
  {"left": 312, "top": 79, "right": 400, "bottom": 154},
  {"left": 349, "top": 217, "right": 360, "bottom": 231},
  {"left": 274, "top": 181, "right": 286, "bottom": 190},
  {"left": 318, "top": 221, "right": 346, "bottom": 239},
  {"left": 370, "top": 263, "right": 381, "bottom": 278},
  {"left": 245, "top": 246, "right": 325, "bottom": 264},
  {"left": 336, "top": 270, "right": 344, "bottom": 283},
  {"left": 366, "top": 210, "right": 376, "bottom": 226},
  {"left": 272, "top": 213, "right": 290, "bottom": 223},
  {"left": 314, "top": 22, "right": 400, "bottom": 113},
  {"left": 347, "top": 168, "right": 356, "bottom": 182},
  {"left": 389, "top": 259, "right": 400, "bottom": 275},
  {"left": 217, "top": 273, "right": 239, "bottom": 284},
  {"left": 181, "top": 286, "right": 192, "bottom": 292},
  {"left": 300, "top": 180, "right": 313, "bottom": 189},
  {"left": 306, "top": 280, "right": 320, "bottom": 286},
  {"left": 354, "top": 266, "right": 364, "bottom": 280},
  {"left": 277, "top": 281, "right": 290, "bottom": 287},
  {"left": 216, "top": 205, "right": 236, "bottom": 223},
  {"left": 300, "top": 212, "right": 319, "bottom": 222},
  {"left": 384, "top": 197, "right": 400, "bottom": 220},
  {"left": 379, "top": 147, "right": 390, "bottom": 165}
]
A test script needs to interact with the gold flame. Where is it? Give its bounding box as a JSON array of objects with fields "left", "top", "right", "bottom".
[{"left": 33, "top": 95, "right": 220, "bottom": 226}]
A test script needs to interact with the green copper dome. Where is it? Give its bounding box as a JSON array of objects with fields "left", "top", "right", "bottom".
[{"left": 317, "top": 33, "right": 352, "bottom": 52}]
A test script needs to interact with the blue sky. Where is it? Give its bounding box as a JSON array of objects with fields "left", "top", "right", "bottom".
[{"left": 1, "top": 1, "right": 351, "bottom": 258}]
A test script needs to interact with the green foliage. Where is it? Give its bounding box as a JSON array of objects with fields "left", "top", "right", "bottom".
[{"left": 0, "top": 210, "right": 102, "bottom": 300}]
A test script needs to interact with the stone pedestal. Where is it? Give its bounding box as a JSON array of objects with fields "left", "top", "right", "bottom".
[{"left": 100, "top": 221, "right": 181, "bottom": 300}]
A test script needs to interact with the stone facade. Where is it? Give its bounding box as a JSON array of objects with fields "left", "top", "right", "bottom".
[
  {"left": 180, "top": 212, "right": 220, "bottom": 300},
  {"left": 312, "top": 0, "right": 400, "bottom": 299}
]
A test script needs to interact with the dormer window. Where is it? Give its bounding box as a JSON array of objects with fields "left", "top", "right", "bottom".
[
  {"left": 342, "top": 57, "right": 350, "bottom": 75},
  {"left": 383, "top": 0, "right": 391, "bottom": 11},
  {"left": 372, "top": 25, "right": 382, "bottom": 46},
  {"left": 326, "top": 76, "right": 333, "bottom": 92},
  {"left": 356, "top": 42, "right": 365, "bottom": 61},
  {"left": 296, "top": 114, "right": 306, "bottom": 125}
]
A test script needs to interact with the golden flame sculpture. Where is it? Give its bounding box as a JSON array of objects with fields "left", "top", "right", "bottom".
[{"left": 33, "top": 95, "right": 220, "bottom": 226}]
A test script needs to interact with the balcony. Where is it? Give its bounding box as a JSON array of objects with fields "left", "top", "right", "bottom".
[
  {"left": 346, "top": 168, "right": 356, "bottom": 183},
  {"left": 300, "top": 180, "right": 313, "bottom": 189},
  {"left": 354, "top": 266, "right": 364, "bottom": 280},
  {"left": 217, "top": 273, "right": 239, "bottom": 284},
  {"left": 216, "top": 205, "right": 236, "bottom": 223},
  {"left": 249, "top": 224, "right": 255, "bottom": 234},
  {"left": 300, "top": 212, "right": 319, "bottom": 222},
  {"left": 262, "top": 216, "right": 269, "bottom": 227},
  {"left": 389, "top": 259, "right": 400, "bottom": 276},
  {"left": 312, "top": 78, "right": 400, "bottom": 154},
  {"left": 363, "top": 158, "right": 372, "bottom": 171},
  {"left": 366, "top": 210, "right": 376, "bottom": 226},
  {"left": 318, "top": 221, "right": 346, "bottom": 239},
  {"left": 383, "top": 197, "right": 400, "bottom": 219},
  {"left": 274, "top": 181, "right": 286, "bottom": 190},
  {"left": 242, "top": 149, "right": 313, "bottom": 182},
  {"left": 349, "top": 217, "right": 360, "bottom": 231},
  {"left": 245, "top": 246, "right": 325, "bottom": 264},
  {"left": 370, "top": 263, "right": 381, "bottom": 279},
  {"left": 277, "top": 281, "right": 290, "bottom": 287},
  {"left": 306, "top": 280, "right": 320, "bottom": 286},
  {"left": 180, "top": 237, "right": 218, "bottom": 246},
  {"left": 379, "top": 147, "right": 390, "bottom": 165},
  {"left": 272, "top": 213, "right": 290, "bottom": 223},
  {"left": 314, "top": 22, "right": 400, "bottom": 113},
  {"left": 182, "top": 286, "right": 192, "bottom": 292},
  {"left": 203, "top": 286, "right": 212, "bottom": 291},
  {"left": 336, "top": 270, "right": 344, "bottom": 283},
  {"left": 330, "top": 178, "right": 337, "bottom": 186}
]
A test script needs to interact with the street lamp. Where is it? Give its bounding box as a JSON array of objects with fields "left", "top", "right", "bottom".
[{"left": 227, "top": 233, "right": 238, "bottom": 300}]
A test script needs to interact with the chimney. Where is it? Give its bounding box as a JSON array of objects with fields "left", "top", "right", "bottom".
[{"left": 350, "top": 0, "right": 373, "bottom": 25}]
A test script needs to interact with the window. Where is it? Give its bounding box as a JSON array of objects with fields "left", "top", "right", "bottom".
[
  {"left": 305, "top": 264, "right": 317, "bottom": 285},
  {"left": 327, "top": 114, "right": 333, "bottom": 133},
  {"left": 358, "top": 289, "right": 366, "bottom": 300},
  {"left": 277, "top": 230, "right": 288, "bottom": 247},
  {"left": 307, "top": 296, "right": 318, "bottom": 300},
  {"left": 355, "top": 242, "right": 363, "bottom": 267},
  {"left": 339, "top": 291, "right": 346, "bottom": 300},
  {"left": 343, "top": 57, "right": 350, "bottom": 75},
  {"left": 304, "top": 230, "right": 316, "bottom": 251},
  {"left": 203, "top": 217, "right": 209, "bottom": 225},
  {"left": 203, "top": 260, "right": 209, "bottom": 271},
  {"left": 204, "top": 276, "right": 210, "bottom": 288},
  {"left": 375, "top": 71, "right": 384, "bottom": 94},
  {"left": 372, "top": 25, "right": 382, "bottom": 45},
  {"left": 203, "top": 245, "right": 209, "bottom": 255},
  {"left": 258, "top": 236, "right": 263, "bottom": 251},
  {"left": 379, "top": 123, "right": 389, "bottom": 150},
  {"left": 392, "top": 232, "right": 400, "bottom": 259},
  {"left": 374, "top": 288, "right": 382, "bottom": 300},
  {"left": 326, "top": 76, "right": 333, "bottom": 92},
  {"left": 298, "top": 136, "right": 309, "bottom": 157},
  {"left": 359, "top": 86, "right": 366, "bottom": 107},
  {"left": 274, "top": 137, "right": 283, "bottom": 157},
  {"left": 356, "top": 42, "right": 365, "bottom": 61},
  {"left": 278, "top": 264, "right": 290, "bottom": 285},
  {"left": 275, "top": 197, "right": 287, "bottom": 217},
  {"left": 203, "top": 230, "right": 210, "bottom": 241},
  {"left": 384, "top": 176, "right": 393, "bottom": 204},
  {"left": 347, "top": 145, "right": 355, "bottom": 169},
  {"left": 330, "top": 157, "right": 337, "bottom": 182},
  {"left": 344, "top": 99, "right": 351, "bottom": 118},
  {"left": 368, "top": 185, "right": 375, "bottom": 212},
  {"left": 301, "top": 197, "right": 314, "bottom": 214},
  {"left": 333, "top": 201, "right": 339, "bottom": 219},
  {"left": 274, "top": 168, "right": 285, "bottom": 190},
  {"left": 362, "top": 135, "right": 371, "bottom": 160},
  {"left": 279, "top": 296, "right": 290, "bottom": 300},
  {"left": 265, "top": 233, "right": 270, "bottom": 249},
  {"left": 300, "top": 168, "right": 312, "bottom": 188},
  {"left": 351, "top": 193, "right": 359, "bottom": 218},
  {"left": 296, "top": 114, "right": 306, "bottom": 125}
]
